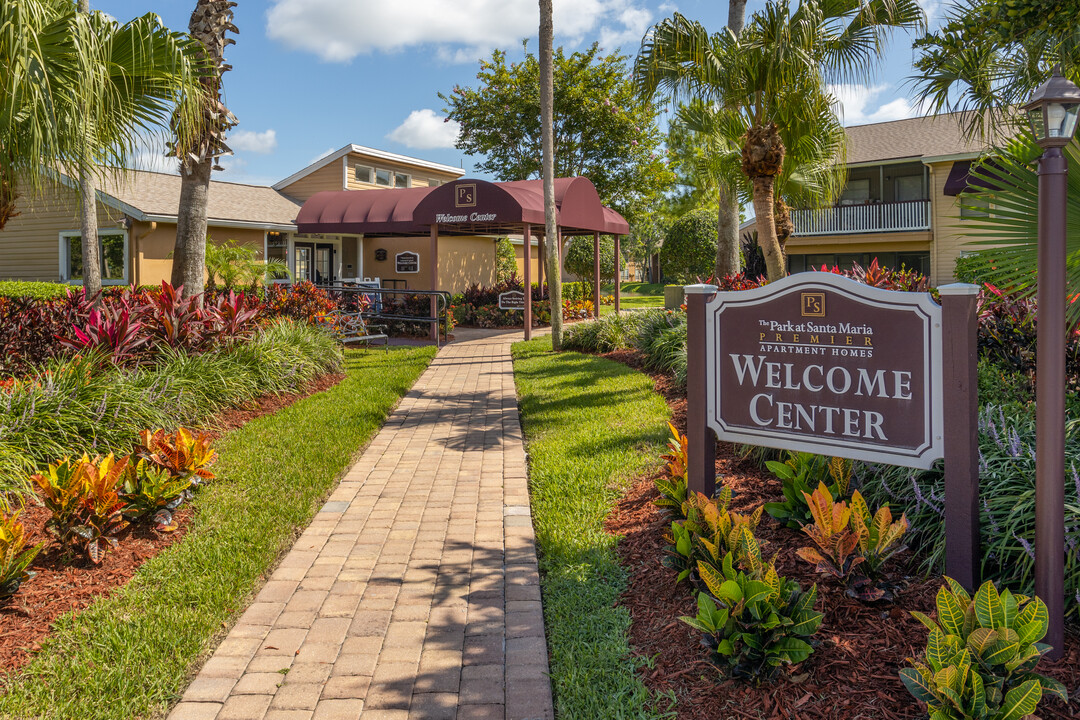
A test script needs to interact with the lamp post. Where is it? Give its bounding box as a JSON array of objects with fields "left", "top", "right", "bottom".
[{"left": 1021, "top": 65, "right": 1080, "bottom": 661}]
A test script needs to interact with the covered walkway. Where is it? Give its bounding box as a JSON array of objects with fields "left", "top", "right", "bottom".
[
  {"left": 168, "top": 331, "right": 553, "bottom": 720},
  {"left": 296, "top": 176, "right": 629, "bottom": 339}
]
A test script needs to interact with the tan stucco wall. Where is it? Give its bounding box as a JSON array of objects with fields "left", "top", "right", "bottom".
[
  {"left": 514, "top": 241, "right": 541, "bottom": 282},
  {"left": 361, "top": 235, "right": 496, "bottom": 293},
  {"left": 133, "top": 223, "right": 265, "bottom": 287},
  {"left": 0, "top": 180, "right": 126, "bottom": 281}
]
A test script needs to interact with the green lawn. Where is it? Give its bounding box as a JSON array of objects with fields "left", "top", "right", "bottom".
[
  {"left": 0, "top": 345, "right": 436, "bottom": 720},
  {"left": 512, "top": 336, "right": 672, "bottom": 719},
  {"left": 600, "top": 295, "right": 666, "bottom": 314},
  {"left": 603, "top": 281, "right": 666, "bottom": 296}
]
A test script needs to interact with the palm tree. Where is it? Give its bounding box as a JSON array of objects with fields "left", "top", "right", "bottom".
[
  {"left": 0, "top": 1, "right": 201, "bottom": 287},
  {"left": 0, "top": 0, "right": 79, "bottom": 230},
  {"left": 73, "top": 6, "right": 200, "bottom": 299},
  {"left": 539, "top": 0, "right": 562, "bottom": 348},
  {"left": 911, "top": 2, "right": 1080, "bottom": 140},
  {"left": 171, "top": 0, "right": 238, "bottom": 300},
  {"left": 636, "top": 0, "right": 924, "bottom": 281}
]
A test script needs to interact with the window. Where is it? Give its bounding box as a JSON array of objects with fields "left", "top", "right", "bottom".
[
  {"left": 394, "top": 172, "right": 410, "bottom": 188},
  {"left": 894, "top": 175, "right": 924, "bottom": 202},
  {"left": 355, "top": 165, "right": 373, "bottom": 184},
  {"left": 266, "top": 232, "right": 288, "bottom": 280},
  {"left": 60, "top": 230, "right": 127, "bottom": 284},
  {"left": 375, "top": 168, "right": 392, "bottom": 186},
  {"left": 839, "top": 178, "right": 870, "bottom": 205},
  {"left": 960, "top": 195, "right": 990, "bottom": 219},
  {"left": 429, "top": 179, "right": 443, "bottom": 187}
]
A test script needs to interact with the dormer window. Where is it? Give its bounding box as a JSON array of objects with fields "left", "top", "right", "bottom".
[{"left": 355, "top": 165, "right": 373, "bottom": 183}]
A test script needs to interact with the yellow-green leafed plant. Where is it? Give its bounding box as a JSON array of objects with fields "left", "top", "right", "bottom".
[
  {"left": 683, "top": 488, "right": 764, "bottom": 571},
  {"left": 119, "top": 458, "right": 193, "bottom": 532},
  {"left": 900, "top": 578, "right": 1067, "bottom": 720},
  {"left": 0, "top": 510, "right": 44, "bottom": 600},
  {"left": 684, "top": 527, "right": 824, "bottom": 680},
  {"left": 661, "top": 422, "right": 688, "bottom": 481},
  {"left": 796, "top": 484, "right": 908, "bottom": 601},
  {"left": 137, "top": 427, "right": 218, "bottom": 484},
  {"left": 32, "top": 454, "right": 130, "bottom": 563}
]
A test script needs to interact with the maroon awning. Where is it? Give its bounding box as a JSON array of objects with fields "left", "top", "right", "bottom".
[
  {"left": 943, "top": 160, "right": 1005, "bottom": 196},
  {"left": 294, "top": 176, "right": 629, "bottom": 236}
]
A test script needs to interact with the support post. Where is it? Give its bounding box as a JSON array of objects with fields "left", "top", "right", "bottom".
[
  {"left": 614, "top": 234, "right": 621, "bottom": 313},
  {"left": 939, "top": 283, "right": 981, "bottom": 592},
  {"left": 684, "top": 283, "right": 717, "bottom": 498},
  {"left": 593, "top": 232, "right": 601, "bottom": 318},
  {"left": 523, "top": 224, "right": 532, "bottom": 341},
  {"left": 429, "top": 224, "right": 439, "bottom": 342},
  {"left": 538, "top": 233, "right": 546, "bottom": 300},
  {"left": 1036, "top": 147, "right": 1067, "bottom": 660}
]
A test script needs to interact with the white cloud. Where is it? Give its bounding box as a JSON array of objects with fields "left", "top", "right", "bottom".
[
  {"left": 828, "top": 84, "right": 927, "bottom": 126},
  {"left": 265, "top": 0, "right": 652, "bottom": 63},
  {"left": 387, "top": 109, "right": 461, "bottom": 150},
  {"left": 127, "top": 135, "right": 178, "bottom": 174},
  {"left": 228, "top": 128, "right": 278, "bottom": 154},
  {"left": 599, "top": 6, "right": 652, "bottom": 50}
]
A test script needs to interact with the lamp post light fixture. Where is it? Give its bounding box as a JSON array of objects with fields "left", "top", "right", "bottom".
[{"left": 1020, "top": 64, "right": 1080, "bottom": 662}]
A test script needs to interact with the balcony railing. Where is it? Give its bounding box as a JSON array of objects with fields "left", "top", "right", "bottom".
[{"left": 791, "top": 200, "right": 931, "bottom": 236}]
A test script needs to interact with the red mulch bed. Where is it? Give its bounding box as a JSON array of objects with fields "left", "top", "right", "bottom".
[
  {"left": 0, "top": 372, "right": 344, "bottom": 674},
  {"left": 600, "top": 350, "right": 1080, "bottom": 720}
]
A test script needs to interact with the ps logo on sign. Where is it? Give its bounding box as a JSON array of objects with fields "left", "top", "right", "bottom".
[
  {"left": 455, "top": 183, "right": 477, "bottom": 208},
  {"left": 801, "top": 292, "right": 825, "bottom": 317}
]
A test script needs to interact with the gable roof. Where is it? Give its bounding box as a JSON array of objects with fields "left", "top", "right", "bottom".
[
  {"left": 844, "top": 112, "right": 1004, "bottom": 165},
  {"left": 81, "top": 169, "right": 302, "bottom": 231},
  {"left": 271, "top": 144, "right": 465, "bottom": 192}
]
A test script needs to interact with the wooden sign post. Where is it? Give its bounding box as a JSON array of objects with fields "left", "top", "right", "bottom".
[{"left": 684, "top": 275, "right": 980, "bottom": 589}]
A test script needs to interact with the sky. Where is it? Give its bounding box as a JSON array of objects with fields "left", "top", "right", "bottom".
[{"left": 93, "top": 0, "right": 947, "bottom": 188}]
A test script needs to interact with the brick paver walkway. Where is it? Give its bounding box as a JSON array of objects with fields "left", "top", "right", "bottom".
[{"left": 169, "top": 331, "right": 554, "bottom": 720}]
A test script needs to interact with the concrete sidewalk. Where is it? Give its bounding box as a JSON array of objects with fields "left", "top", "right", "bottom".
[{"left": 169, "top": 331, "right": 553, "bottom": 720}]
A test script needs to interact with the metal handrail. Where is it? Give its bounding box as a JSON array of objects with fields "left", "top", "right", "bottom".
[{"left": 325, "top": 285, "right": 452, "bottom": 347}]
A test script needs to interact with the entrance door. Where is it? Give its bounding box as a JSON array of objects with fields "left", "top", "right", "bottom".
[
  {"left": 294, "top": 242, "right": 314, "bottom": 283},
  {"left": 315, "top": 243, "right": 335, "bottom": 286}
]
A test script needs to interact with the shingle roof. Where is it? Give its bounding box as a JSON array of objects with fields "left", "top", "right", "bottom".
[
  {"left": 89, "top": 169, "right": 301, "bottom": 228},
  {"left": 844, "top": 112, "right": 996, "bottom": 165}
]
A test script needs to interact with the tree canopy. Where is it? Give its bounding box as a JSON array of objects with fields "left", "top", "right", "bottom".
[
  {"left": 661, "top": 208, "right": 718, "bottom": 283},
  {"left": 564, "top": 235, "right": 616, "bottom": 285},
  {"left": 912, "top": 0, "right": 1080, "bottom": 139},
  {"left": 440, "top": 42, "right": 673, "bottom": 225}
]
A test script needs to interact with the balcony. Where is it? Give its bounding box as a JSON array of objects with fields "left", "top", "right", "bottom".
[{"left": 791, "top": 200, "right": 931, "bottom": 237}]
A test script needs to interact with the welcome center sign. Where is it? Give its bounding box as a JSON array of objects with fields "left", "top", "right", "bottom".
[{"left": 705, "top": 272, "right": 944, "bottom": 469}]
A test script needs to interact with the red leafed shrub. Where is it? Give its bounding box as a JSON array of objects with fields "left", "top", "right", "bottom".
[
  {"left": 0, "top": 281, "right": 324, "bottom": 377},
  {"left": 263, "top": 281, "right": 335, "bottom": 324}
]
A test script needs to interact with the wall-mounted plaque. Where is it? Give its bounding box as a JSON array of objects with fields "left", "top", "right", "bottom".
[
  {"left": 374, "top": 248, "right": 387, "bottom": 262},
  {"left": 395, "top": 251, "right": 420, "bottom": 274}
]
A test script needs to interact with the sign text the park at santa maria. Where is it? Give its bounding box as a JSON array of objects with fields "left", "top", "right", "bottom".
[{"left": 704, "top": 272, "right": 944, "bottom": 469}]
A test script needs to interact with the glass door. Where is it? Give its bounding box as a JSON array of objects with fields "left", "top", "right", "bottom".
[
  {"left": 315, "top": 243, "right": 334, "bottom": 286},
  {"left": 294, "top": 243, "right": 314, "bottom": 283}
]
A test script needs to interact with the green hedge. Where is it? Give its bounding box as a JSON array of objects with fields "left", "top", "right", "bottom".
[{"left": 0, "top": 281, "right": 73, "bottom": 300}]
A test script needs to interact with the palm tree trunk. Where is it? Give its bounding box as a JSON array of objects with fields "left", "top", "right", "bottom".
[
  {"left": 751, "top": 176, "right": 785, "bottom": 282},
  {"left": 727, "top": 0, "right": 747, "bottom": 34},
  {"left": 78, "top": 166, "right": 103, "bottom": 298},
  {"left": 714, "top": 0, "right": 748, "bottom": 280},
  {"left": 539, "top": 0, "right": 562, "bottom": 348},
  {"left": 172, "top": 159, "right": 211, "bottom": 295},
  {"left": 0, "top": 179, "right": 17, "bottom": 231},
  {"left": 76, "top": 0, "right": 103, "bottom": 300},
  {"left": 716, "top": 187, "right": 741, "bottom": 278}
]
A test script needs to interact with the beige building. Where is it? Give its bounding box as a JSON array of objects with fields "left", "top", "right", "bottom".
[
  {"left": 745, "top": 112, "right": 1004, "bottom": 286},
  {"left": 0, "top": 144, "right": 517, "bottom": 293}
]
